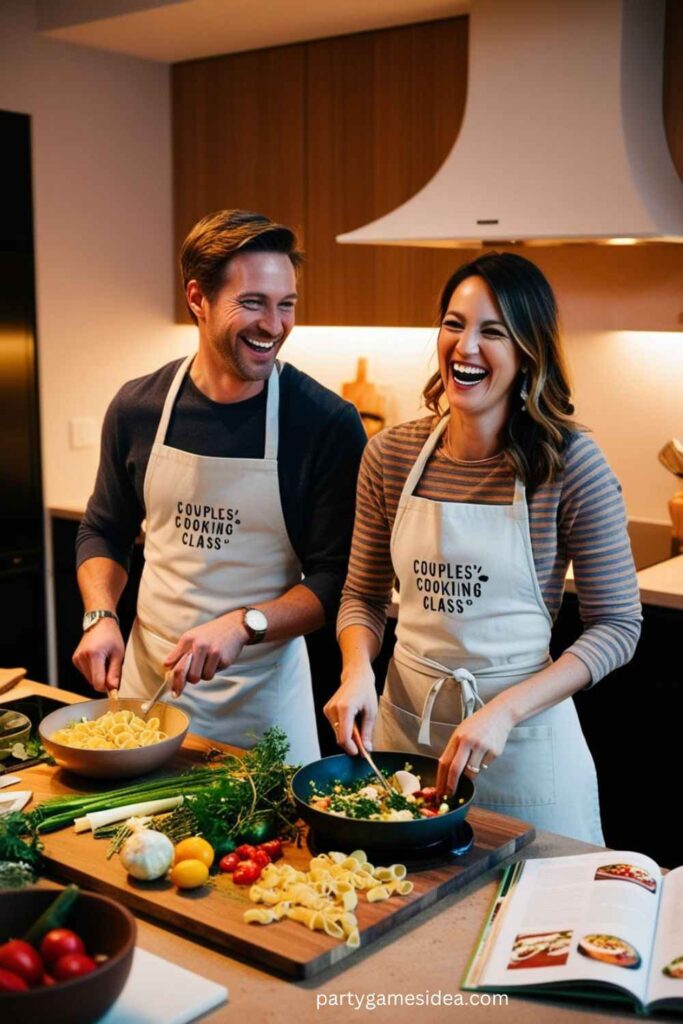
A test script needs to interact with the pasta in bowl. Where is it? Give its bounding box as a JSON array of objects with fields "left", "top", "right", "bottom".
[{"left": 39, "top": 698, "right": 189, "bottom": 779}]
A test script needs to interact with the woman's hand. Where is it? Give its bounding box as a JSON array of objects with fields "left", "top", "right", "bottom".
[
  {"left": 324, "top": 664, "right": 378, "bottom": 756},
  {"left": 436, "top": 699, "right": 516, "bottom": 797}
]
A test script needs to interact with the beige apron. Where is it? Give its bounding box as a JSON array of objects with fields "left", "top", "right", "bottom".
[
  {"left": 120, "top": 355, "right": 320, "bottom": 763},
  {"left": 374, "top": 416, "right": 604, "bottom": 843}
]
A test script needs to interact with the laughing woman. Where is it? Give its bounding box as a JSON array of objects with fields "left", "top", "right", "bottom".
[{"left": 325, "top": 252, "right": 641, "bottom": 843}]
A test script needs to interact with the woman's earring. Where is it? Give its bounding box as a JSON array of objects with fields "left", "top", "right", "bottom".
[{"left": 519, "top": 370, "right": 529, "bottom": 411}]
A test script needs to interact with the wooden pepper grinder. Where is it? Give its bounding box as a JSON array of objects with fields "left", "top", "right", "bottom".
[{"left": 342, "top": 358, "right": 386, "bottom": 438}]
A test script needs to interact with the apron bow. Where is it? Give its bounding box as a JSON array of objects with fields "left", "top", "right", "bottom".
[{"left": 417, "top": 666, "right": 484, "bottom": 748}]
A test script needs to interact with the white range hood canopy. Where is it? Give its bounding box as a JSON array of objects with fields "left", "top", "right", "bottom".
[{"left": 338, "top": 0, "right": 683, "bottom": 248}]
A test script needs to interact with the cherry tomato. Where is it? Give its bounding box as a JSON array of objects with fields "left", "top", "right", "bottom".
[
  {"left": 0, "top": 939, "right": 44, "bottom": 986},
  {"left": 235, "top": 844, "right": 258, "bottom": 861},
  {"left": 40, "top": 928, "right": 85, "bottom": 965},
  {"left": 0, "top": 966, "right": 28, "bottom": 992},
  {"left": 219, "top": 852, "right": 240, "bottom": 873},
  {"left": 53, "top": 953, "right": 97, "bottom": 981},
  {"left": 174, "top": 836, "right": 215, "bottom": 868},
  {"left": 417, "top": 787, "right": 437, "bottom": 801},
  {"left": 170, "top": 858, "right": 210, "bottom": 889},
  {"left": 259, "top": 839, "right": 283, "bottom": 861},
  {"left": 232, "top": 860, "right": 262, "bottom": 885},
  {"left": 419, "top": 807, "right": 437, "bottom": 817},
  {"left": 252, "top": 849, "right": 271, "bottom": 869},
  {"left": 41, "top": 972, "right": 56, "bottom": 986}
]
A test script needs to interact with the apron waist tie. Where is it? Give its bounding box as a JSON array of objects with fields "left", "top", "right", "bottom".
[{"left": 417, "top": 667, "right": 484, "bottom": 747}]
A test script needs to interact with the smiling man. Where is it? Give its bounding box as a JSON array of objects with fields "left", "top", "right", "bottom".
[{"left": 73, "top": 210, "right": 366, "bottom": 761}]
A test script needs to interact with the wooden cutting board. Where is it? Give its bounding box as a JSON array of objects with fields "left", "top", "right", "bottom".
[{"left": 7, "top": 684, "right": 535, "bottom": 978}]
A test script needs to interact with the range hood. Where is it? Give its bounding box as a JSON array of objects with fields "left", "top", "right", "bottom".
[{"left": 337, "top": 0, "right": 683, "bottom": 248}]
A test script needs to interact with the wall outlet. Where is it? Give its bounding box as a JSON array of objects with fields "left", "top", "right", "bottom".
[{"left": 69, "top": 417, "right": 98, "bottom": 449}]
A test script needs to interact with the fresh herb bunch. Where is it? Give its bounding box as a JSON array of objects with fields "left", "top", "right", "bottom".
[
  {"left": 0, "top": 811, "right": 43, "bottom": 869},
  {"left": 0, "top": 860, "right": 36, "bottom": 888},
  {"left": 180, "top": 727, "right": 300, "bottom": 847}
]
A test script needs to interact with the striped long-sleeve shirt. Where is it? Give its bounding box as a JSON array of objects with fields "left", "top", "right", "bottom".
[{"left": 337, "top": 417, "right": 642, "bottom": 684}]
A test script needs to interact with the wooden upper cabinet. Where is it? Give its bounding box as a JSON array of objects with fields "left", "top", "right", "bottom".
[
  {"left": 304, "top": 18, "right": 471, "bottom": 326},
  {"left": 172, "top": 45, "right": 307, "bottom": 322}
]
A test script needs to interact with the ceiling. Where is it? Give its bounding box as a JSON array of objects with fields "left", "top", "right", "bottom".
[{"left": 37, "top": 0, "right": 470, "bottom": 63}]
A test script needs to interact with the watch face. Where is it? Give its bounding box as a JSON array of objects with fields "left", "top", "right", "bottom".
[
  {"left": 245, "top": 608, "right": 268, "bottom": 633},
  {"left": 83, "top": 611, "right": 97, "bottom": 630}
]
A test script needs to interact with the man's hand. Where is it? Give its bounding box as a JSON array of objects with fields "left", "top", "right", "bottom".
[
  {"left": 163, "top": 610, "right": 250, "bottom": 695},
  {"left": 72, "top": 618, "right": 125, "bottom": 694}
]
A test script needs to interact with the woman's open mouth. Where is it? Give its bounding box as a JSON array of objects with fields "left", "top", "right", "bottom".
[{"left": 451, "top": 361, "right": 489, "bottom": 387}]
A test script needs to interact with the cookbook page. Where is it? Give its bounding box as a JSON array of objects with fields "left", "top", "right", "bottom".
[
  {"left": 474, "top": 851, "right": 661, "bottom": 1004},
  {"left": 646, "top": 865, "right": 683, "bottom": 1008}
]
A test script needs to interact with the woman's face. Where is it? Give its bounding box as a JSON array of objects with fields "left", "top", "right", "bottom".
[{"left": 437, "top": 275, "right": 522, "bottom": 426}]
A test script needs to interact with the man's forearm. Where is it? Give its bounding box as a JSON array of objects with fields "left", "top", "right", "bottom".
[
  {"left": 76, "top": 556, "right": 129, "bottom": 612},
  {"left": 255, "top": 583, "right": 325, "bottom": 642}
]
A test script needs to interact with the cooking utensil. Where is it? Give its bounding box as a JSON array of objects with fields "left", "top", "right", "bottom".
[
  {"left": 658, "top": 439, "right": 683, "bottom": 555},
  {"left": 0, "top": 667, "right": 27, "bottom": 696},
  {"left": 39, "top": 698, "right": 189, "bottom": 779},
  {"left": 140, "top": 673, "right": 171, "bottom": 717},
  {"left": 351, "top": 722, "right": 394, "bottom": 795},
  {"left": 658, "top": 439, "right": 683, "bottom": 477},
  {"left": 291, "top": 751, "right": 474, "bottom": 852},
  {"left": 0, "top": 755, "right": 50, "bottom": 776}
]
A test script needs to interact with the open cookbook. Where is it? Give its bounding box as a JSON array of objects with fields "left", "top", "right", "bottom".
[{"left": 463, "top": 851, "right": 683, "bottom": 1014}]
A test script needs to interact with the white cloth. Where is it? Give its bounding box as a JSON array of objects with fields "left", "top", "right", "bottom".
[
  {"left": 120, "top": 355, "right": 320, "bottom": 763},
  {"left": 373, "top": 415, "right": 604, "bottom": 843}
]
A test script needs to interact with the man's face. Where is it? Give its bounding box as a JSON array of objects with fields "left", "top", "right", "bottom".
[{"left": 197, "top": 251, "right": 298, "bottom": 382}]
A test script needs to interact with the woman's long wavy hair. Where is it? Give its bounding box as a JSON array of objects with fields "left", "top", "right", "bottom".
[{"left": 423, "top": 252, "right": 578, "bottom": 495}]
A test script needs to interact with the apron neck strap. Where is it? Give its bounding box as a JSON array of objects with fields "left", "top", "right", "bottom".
[
  {"left": 263, "top": 363, "right": 280, "bottom": 460},
  {"left": 154, "top": 354, "right": 194, "bottom": 446},
  {"left": 153, "top": 356, "right": 281, "bottom": 458},
  {"left": 400, "top": 416, "right": 449, "bottom": 499}
]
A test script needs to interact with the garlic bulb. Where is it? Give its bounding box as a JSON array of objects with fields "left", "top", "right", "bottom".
[{"left": 120, "top": 826, "right": 174, "bottom": 881}]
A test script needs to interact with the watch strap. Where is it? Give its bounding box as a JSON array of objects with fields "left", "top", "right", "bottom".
[{"left": 83, "top": 609, "right": 120, "bottom": 632}]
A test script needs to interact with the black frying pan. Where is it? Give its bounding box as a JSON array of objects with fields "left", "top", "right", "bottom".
[{"left": 291, "top": 751, "right": 474, "bottom": 851}]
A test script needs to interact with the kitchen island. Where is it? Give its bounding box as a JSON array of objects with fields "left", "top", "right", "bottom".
[{"left": 2, "top": 680, "right": 662, "bottom": 1023}]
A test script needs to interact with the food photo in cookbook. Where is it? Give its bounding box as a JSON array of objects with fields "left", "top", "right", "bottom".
[
  {"left": 663, "top": 956, "right": 683, "bottom": 979},
  {"left": 577, "top": 934, "right": 641, "bottom": 970},
  {"left": 507, "top": 930, "right": 572, "bottom": 970},
  {"left": 594, "top": 864, "right": 658, "bottom": 894}
]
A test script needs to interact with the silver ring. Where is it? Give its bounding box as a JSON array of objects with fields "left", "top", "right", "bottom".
[
  {"left": 480, "top": 761, "right": 489, "bottom": 770},
  {"left": 466, "top": 763, "right": 481, "bottom": 774}
]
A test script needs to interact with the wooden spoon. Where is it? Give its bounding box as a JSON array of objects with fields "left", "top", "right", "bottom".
[{"left": 351, "top": 723, "right": 395, "bottom": 795}]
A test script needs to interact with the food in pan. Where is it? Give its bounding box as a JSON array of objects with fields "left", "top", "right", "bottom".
[
  {"left": 307, "top": 767, "right": 460, "bottom": 822},
  {"left": 51, "top": 710, "right": 168, "bottom": 750},
  {"left": 663, "top": 956, "right": 683, "bottom": 979},
  {"left": 594, "top": 863, "right": 657, "bottom": 893},
  {"left": 577, "top": 933, "right": 641, "bottom": 969}
]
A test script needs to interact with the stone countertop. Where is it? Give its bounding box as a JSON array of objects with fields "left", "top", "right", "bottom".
[{"left": 3, "top": 678, "right": 666, "bottom": 1024}]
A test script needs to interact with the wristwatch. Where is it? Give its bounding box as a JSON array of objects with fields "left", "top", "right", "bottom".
[
  {"left": 243, "top": 607, "right": 268, "bottom": 645},
  {"left": 82, "top": 609, "right": 120, "bottom": 632}
]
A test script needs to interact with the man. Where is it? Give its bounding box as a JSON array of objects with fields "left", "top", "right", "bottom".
[{"left": 73, "top": 210, "right": 366, "bottom": 762}]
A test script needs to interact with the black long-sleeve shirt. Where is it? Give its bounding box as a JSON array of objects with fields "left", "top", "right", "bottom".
[{"left": 76, "top": 358, "right": 367, "bottom": 622}]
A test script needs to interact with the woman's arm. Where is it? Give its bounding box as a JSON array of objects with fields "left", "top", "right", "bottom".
[{"left": 326, "top": 437, "right": 395, "bottom": 754}]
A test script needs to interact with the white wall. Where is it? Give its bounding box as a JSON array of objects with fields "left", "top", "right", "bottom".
[
  {"left": 0, "top": 0, "right": 183, "bottom": 511},
  {"left": 280, "top": 325, "right": 682, "bottom": 525}
]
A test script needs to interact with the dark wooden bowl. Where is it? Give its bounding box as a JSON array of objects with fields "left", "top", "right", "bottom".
[{"left": 0, "top": 887, "right": 136, "bottom": 1024}]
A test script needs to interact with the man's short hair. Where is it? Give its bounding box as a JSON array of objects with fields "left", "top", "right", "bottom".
[{"left": 180, "top": 209, "right": 304, "bottom": 323}]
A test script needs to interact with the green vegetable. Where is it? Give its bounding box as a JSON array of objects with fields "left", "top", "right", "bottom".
[
  {"left": 22, "top": 885, "right": 79, "bottom": 945},
  {"left": 0, "top": 812, "right": 43, "bottom": 868},
  {"left": 212, "top": 836, "right": 236, "bottom": 859},
  {"left": 0, "top": 861, "right": 36, "bottom": 889}
]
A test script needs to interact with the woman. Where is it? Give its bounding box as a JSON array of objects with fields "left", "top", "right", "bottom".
[{"left": 325, "top": 253, "right": 641, "bottom": 844}]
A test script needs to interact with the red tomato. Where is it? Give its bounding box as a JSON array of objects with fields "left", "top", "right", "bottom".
[
  {"left": 53, "top": 953, "right": 97, "bottom": 981},
  {"left": 40, "top": 928, "right": 85, "bottom": 965},
  {"left": 232, "top": 859, "right": 262, "bottom": 885},
  {"left": 417, "top": 787, "right": 437, "bottom": 801},
  {"left": 235, "top": 844, "right": 258, "bottom": 860},
  {"left": 259, "top": 839, "right": 283, "bottom": 861},
  {"left": 41, "top": 972, "right": 56, "bottom": 986},
  {"left": 219, "top": 852, "right": 240, "bottom": 873},
  {"left": 419, "top": 807, "right": 437, "bottom": 817},
  {"left": 0, "top": 939, "right": 44, "bottom": 986},
  {"left": 0, "top": 966, "right": 29, "bottom": 992},
  {"left": 252, "top": 849, "right": 271, "bottom": 868}
]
